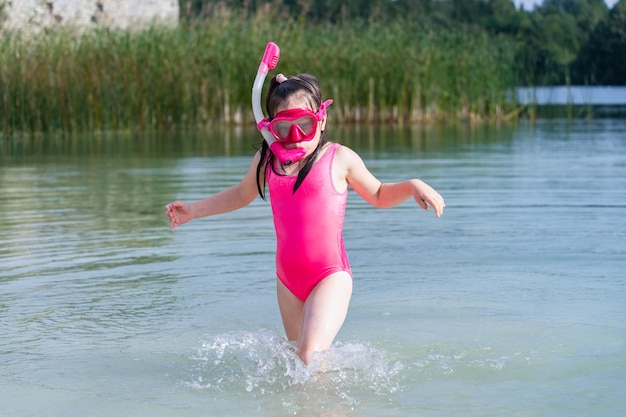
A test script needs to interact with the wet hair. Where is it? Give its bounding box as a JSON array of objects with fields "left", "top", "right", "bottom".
[{"left": 255, "top": 73, "right": 329, "bottom": 199}]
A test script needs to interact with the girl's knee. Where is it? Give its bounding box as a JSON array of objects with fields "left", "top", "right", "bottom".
[
  {"left": 297, "top": 343, "right": 319, "bottom": 365},
  {"left": 297, "top": 346, "right": 311, "bottom": 365}
]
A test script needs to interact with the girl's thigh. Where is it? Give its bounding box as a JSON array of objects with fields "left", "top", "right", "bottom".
[
  {"left": 276, "top": 279, "right": 304, "bottom": 341},
  {"left": 300, "top": 272, "right": 353, "bottom": 351}
]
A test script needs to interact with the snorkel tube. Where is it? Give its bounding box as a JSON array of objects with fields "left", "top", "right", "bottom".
[{"left": 252, "top": 42, "right": 306, "bottom": 166}]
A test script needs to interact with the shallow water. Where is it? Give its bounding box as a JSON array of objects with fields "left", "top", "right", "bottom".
[{"left": 1, "top": 120, "right": 625, "bottom": 416}]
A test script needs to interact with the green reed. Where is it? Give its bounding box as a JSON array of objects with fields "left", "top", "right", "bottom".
[{"left": 0, "top": 14, "right": 519, "bottom": 135}]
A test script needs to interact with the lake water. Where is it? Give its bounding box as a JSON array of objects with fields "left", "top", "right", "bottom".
[
  {"left": 516, "top": 86, "right": 626, "bottom": 106},
  {"left": 1, "top": 120, "right": 625, "bottom": 417}
]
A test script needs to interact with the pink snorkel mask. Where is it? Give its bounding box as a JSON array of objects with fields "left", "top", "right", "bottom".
[
  {"left": 258, "top": 99, "right": 333, "bottom": 144},
  {"left": 252, "top": 43, "right": 332, "bottom": 165}
]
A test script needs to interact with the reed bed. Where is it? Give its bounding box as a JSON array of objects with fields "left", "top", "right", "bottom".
[{"left": 0, "top": 14, "right": 518, "bottom": 135}]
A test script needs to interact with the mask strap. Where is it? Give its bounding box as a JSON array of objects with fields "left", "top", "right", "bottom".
[
  {"left": 257, "top": 118, "right": 271, "bottom": 131},
  {"left": 317, "top": 99, "right": 333, "bottom": 119}
]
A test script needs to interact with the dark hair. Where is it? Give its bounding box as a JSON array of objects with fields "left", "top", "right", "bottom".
[{"left": 255, "top": 73, "right": 329, "bottom": 199}]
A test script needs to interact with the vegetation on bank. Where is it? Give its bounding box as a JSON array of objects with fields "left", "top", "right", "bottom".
[
  {"left": 182, "top": 0, "right": 626, "bottom": 87},
  {"left": 0, "top": 12, "right": 518, "bottom": 135},
  {"left": 2, "top": 0, "right": 625, "bottom": 135}
]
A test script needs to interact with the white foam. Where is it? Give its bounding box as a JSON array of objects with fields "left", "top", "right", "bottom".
[{"left": 186, "top": 329, "right": 401, "bottom": 404}]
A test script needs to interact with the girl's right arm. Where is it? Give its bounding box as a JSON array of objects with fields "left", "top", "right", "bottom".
[{"left": 165, "top": 152, "right": 263, "bottom": 230}]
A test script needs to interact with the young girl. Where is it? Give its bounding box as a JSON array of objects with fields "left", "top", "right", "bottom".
[{"left": 165, "top": 73, "right": 445, "bottom": 365}]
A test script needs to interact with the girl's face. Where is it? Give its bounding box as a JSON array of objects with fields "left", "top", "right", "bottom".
[{"left": 274, "top": 96, "right": 326, "bottom": 156}]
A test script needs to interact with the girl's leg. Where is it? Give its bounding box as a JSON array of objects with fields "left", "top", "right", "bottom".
[
  {"left": 298, "top": 272, "right": 352, "bottom": 364},
  {"left": 276, "top": 272, "right": 352, "bottom": 365},
  {"left": 276, "top": 279, "right": 304, "bottom": 341}
]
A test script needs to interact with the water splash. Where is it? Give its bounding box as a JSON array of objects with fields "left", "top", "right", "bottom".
[{"left": 186, "top": 329, "right": 401, "bottom": 405}]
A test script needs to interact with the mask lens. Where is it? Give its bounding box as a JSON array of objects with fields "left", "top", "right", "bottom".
[
  {"left": 270, "top": 114, "right": 318, "bottom": 142},
  {"left": 272, "top": 120, "right": 293, "bottom": 140},
  {"left": 293, "top": 116, "right": 316, "bottom": 136}
]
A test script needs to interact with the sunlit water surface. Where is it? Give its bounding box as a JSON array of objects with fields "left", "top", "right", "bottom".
[{"left": 1, "top": 120, "right": 624, "bottom": 417}]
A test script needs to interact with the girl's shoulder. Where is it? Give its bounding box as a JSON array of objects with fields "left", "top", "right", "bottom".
[
  {"left": 331, "top": 143, "right": 365, "bottom": 175},
  {"left": 333, "top": 143, "right": 361, "bottom": 162}
]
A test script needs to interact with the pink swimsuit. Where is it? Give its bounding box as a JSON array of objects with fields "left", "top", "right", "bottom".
[{"left": 267, "top": 143, "right": 351, "bottom": 301}]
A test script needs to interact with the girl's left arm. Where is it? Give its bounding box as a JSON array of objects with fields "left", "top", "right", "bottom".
[{"left": 338, "top": 146, "right": 445, "bottom": 217}]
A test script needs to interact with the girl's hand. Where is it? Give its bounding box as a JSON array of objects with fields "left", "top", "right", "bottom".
[
  {"left": 412, "top": 180, "right": 445, "bottom": 217},
  {"left": 165, "top": 201, "right": 193, "bottom": 230}
]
